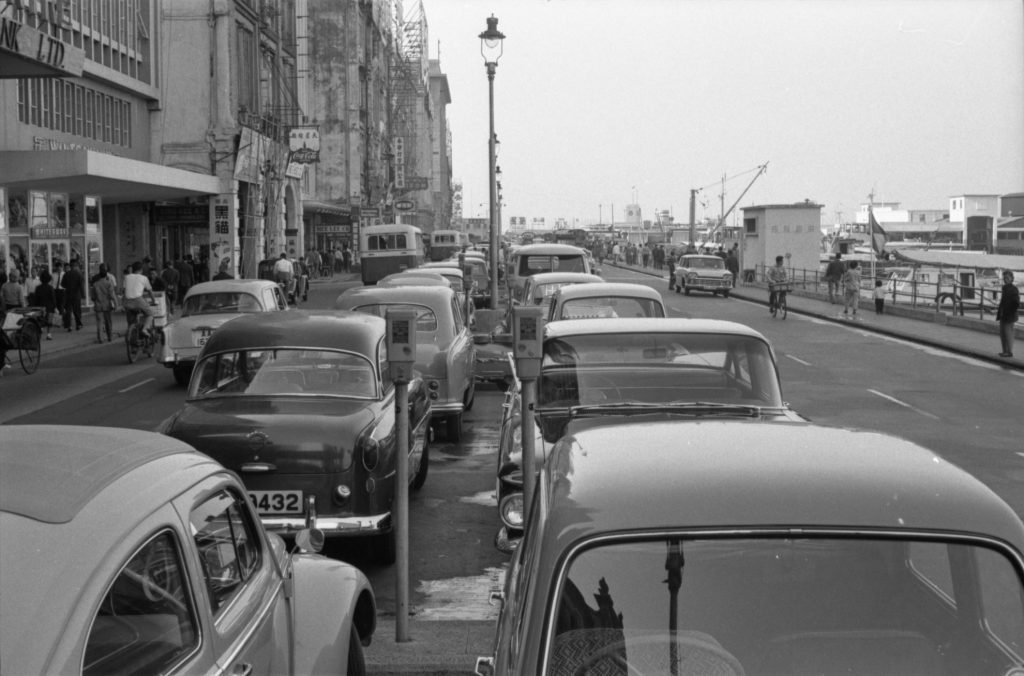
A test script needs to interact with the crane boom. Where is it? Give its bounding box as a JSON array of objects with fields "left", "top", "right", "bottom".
[{"left": 709, "top": 162, "right": 768, "bottom": 239}]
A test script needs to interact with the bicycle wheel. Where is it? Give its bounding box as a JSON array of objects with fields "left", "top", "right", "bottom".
[
  {"left": 780, "top": 294, "right": 788, "bottom": 319},
  {"left": 126, "top": 324, "right": 142, "bottom": 363},
  {"left": 17, "top": 320, "right": 42, "bottom": 374}
]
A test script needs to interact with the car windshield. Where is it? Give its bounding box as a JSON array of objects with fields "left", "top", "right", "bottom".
[
  {"left": 549, "top": 536, "right": 1024, "bottom": 675},
  {"left": 685, "top": 258, "right": 725, "bottom": 270},
  {"left": 182, "top": 292, "right": 262, "bottom": 317},
  {"left": 538, "top": 332, "right": 782, "bottom": 408},
  {"left": 189, "top": 348, "right": 377, "bottom": 398},
  {"left": 557, "top": 296, "right": 665, "bottom": 320}
]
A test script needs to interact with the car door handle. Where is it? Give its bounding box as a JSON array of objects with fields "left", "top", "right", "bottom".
[
  {"left": 241, "top": 462, "right": 276, "bottom": 473},
  {"left": 230, "top": 664, "right": 253, "bottom": 676}
]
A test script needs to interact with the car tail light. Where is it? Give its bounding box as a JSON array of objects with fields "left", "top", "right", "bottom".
[
  {"left": 333, "top": 484, "right": 352, "bottom": 505},
  {"left": 361, "top": 436, "right": 380, "bottom": 471},
  {"left": 500, "top": 493, "right": 524, "bottom": 528}
]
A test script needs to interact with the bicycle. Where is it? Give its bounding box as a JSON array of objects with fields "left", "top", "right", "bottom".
[
  {"left": 1, "top": 307, "right": 44, "bottom": 374},
  {"left": 769, "top": 282, "right": 791, "bottom": 319},
  {"left": 125, "top": 304, "right": 161, "bottom": 363}
]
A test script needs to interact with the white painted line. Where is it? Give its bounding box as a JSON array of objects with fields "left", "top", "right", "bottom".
[
  {"left": 1017, "top": 452, "right": 1024, "bottom": 460},
  {"left": 785, "top": 354, "right": 813, "bottom": 366},
  {"left": 868, "top": 388, "right": 940, "bottom": 420},
  {"left": 119, "top": 378, "right": 155, "bottom": 393}
]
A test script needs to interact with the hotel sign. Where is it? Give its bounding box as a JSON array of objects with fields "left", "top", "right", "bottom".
[{"left": 0, "top": 1, "right": 84, "bottom": 78}]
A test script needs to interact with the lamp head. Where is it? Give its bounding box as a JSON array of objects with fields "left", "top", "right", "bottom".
[{"left": 479, "top": 15, "right": 505, "bottom": 64}]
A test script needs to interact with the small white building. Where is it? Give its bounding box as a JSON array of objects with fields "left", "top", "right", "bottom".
[{"left": 739, "top": 201, "right": 822, "bottom": 277}]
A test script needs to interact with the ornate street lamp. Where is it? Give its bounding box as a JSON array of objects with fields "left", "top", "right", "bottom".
[{"left": 480, "top": 15, "right": 505, "bottom": 309}]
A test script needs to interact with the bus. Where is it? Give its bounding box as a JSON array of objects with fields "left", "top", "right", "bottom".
[
  {"left": 429, "top": 229, "right": 469, "bottom": 261},
  {"left": 359, "top": 223, "right": 425, "bottom": 285}
]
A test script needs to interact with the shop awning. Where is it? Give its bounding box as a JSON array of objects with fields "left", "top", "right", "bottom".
[
  {"left": 302, "top": 199, "right": 354, "bottom": 217},
  {"left": 0, "top": 150, "right": 221, "bottom": 204}
]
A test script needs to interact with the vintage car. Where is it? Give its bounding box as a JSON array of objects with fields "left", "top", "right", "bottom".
[
  {"left": 0, "top": 425, "right": 376, "bottom": 675},
  {"left": 517, "top": 271, "right": 604, "bottom": 311},
  {"left": 335, "top": 285, "right": 476, "bottom": 442},
  {"left": 159, "top": 311, "right": 432, "bottom": 564},
  {"left": 547, "top": 281, "right": 667, "bottom": 321},
  {"left": 447, "top": 255, "right": 491, "bottom": 308},
  {"left": 505, "top": 243, "right": 594, "bottom": 304},
  {"left": 257, "top": 257, "right": 309, "bottom": 305},
  {"left": 494, "top": 318, "right": 804, "bottom": 549},
  {"left": 672, "top": 253, "right": 734, "bottom": 296},
  {"left": 477, "top": 422, "right": 1024, "bottom": 675},
  {"left": 157, "top": 279, "right": 289, "bottom": 385}
]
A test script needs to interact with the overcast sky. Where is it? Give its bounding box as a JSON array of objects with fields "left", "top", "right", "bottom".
[{"left": 420, "top": 0, "right": 1024, "bottom": 228}]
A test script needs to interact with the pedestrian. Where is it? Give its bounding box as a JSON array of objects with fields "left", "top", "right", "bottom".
[
  {"left": 842, "top": 260, "right": 862, "bottom": 318},
  {"left": 52, "top": 262, "right": 67, "bottom": 328},
  {"left": 174, "top": 257, "right": 194, "bottom": 307},
  {"left": 873, "top": 279, "right": 886, "bottom": 315},
  {"left": 342, "top": 244, "right": 352, "bottom": 273},
  {"left": 212, "top": 258, "right": 233, "bottom": 280},
  {"left": 611, "top": 242, "right": 621, "bottom": 264},
  {"left": 824, "top": 253, "right": 845, "bottom": 304},
  {"left": 306, "top": 248, "right": 321, "bottom": 280},
  {"left": 61, "top": 260, "right": 86, "bottom": 331},
  {"left": 725, "top": 248, "right": 740, "bottom": 287},
  {"left": 1, "top": 270, "right": 27, "bottom": 311},
  {"left": 25, "top": 267, "right": 41, "bottom": 305},
  {"left": 996, "top": 270, "right": 1019, "bottom": 358},
  {"left": 642, "top": 243, "right": 651, "bottom": 268},
  {"left": 91, "top": 267, "right": 117, "bottom": 342},
  {"left": 161, "top": 260, "right": 180, "bottom": 312},
  {"left": 336, "top": 247, "right": 346, "bottom": 273},
  {"left": 34, "top": 270, "right": 57, "bottom": 340}
]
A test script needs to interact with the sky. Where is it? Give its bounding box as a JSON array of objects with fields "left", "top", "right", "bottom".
[{"left": 418, "top": 0, "right": 1024, "bottom": 229}]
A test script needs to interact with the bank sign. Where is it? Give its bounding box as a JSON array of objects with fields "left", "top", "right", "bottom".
[{"left": 0, "top": 1, "right": 84, "bottom": 78}]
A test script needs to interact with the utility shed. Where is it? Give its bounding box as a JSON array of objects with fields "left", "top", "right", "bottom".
[{"left": 740, "top": 201, "right": 823, "bottom": 277}]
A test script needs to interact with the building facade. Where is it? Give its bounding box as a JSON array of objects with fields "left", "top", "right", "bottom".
[{"left": 740, "top": 201, "right": 823, "bottom": 275}]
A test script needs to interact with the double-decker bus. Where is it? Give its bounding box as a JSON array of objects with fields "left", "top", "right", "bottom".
[{"left": 359, "top": 223, "right": 425, "bottom": 284}]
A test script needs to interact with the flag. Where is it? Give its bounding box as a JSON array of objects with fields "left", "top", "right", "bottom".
[{"left": 868, "top": 207, "right": 887, "bottom": 255}]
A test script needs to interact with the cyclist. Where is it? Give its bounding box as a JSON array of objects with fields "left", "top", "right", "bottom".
[
  {"left": 766, "top": 255, "right": 789, "bottom": 313},
  {"left": 123, "top": 261, "right": 157, "bottom": 339}
]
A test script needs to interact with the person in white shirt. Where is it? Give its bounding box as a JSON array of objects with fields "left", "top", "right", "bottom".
[{"left": 122, "top": 261, "right": 157, "bottom": 337}]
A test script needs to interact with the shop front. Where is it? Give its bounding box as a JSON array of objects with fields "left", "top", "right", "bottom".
[{"left": 303, "top": 200, "right": 358, "bottom": 254}]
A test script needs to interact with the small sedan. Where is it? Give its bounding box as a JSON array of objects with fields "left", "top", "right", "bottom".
[
  {"left": 0, "top": 425, "right": 376, "bottom": 676},
  {"left": 157, "top": 279, "right": 288, "bottom": 385},
  {"left": 547, "top": 281, "right": 666, "bottom": 321},
  {"left": 495, "top": 318, "right": 803, "bottom": 549},
  {"left": 477, "top": 422, "right": 1024, "bottom": 675},
  {"left": 160, "top": 311, "right": 432, "bottom": 564},
  {"left": 517, "top": 272, "right": 604, "bottom": 311},
  {"left": 673, "top": 253, "right": 734, "bottom": 296},
  {"left": 336, "top": 285, "right": 476, "bottom": 442}
]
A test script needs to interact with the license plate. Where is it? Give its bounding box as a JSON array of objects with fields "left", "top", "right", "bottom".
[
  {"left": 248, "top": 491, "right": 303, "bottom": 515},
  {"left": 193, "top": 333, "right": 208, "bottom": 347}
]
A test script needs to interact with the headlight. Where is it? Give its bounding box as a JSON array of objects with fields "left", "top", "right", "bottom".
[
  {"left": 499, "top": 493, "right": 524, "bottom": 528},
  {"left": 686, "top": 272, "right": 698, "bottom": 281}
]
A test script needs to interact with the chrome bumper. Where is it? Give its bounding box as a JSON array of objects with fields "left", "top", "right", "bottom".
[
  {"left": 261, "top": 512, "right": 390, "bottom": 537},
  {"left": 429, "top": 400, "right": 465, "bottom": 416}
]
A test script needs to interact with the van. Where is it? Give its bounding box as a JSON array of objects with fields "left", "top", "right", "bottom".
[{"left": 505, "top": 243, "right": 593, "bottom": 303}]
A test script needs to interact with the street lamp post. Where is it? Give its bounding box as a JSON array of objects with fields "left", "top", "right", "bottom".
[{"left": 480, "top": 15, "right": 504, "bottom": 310}]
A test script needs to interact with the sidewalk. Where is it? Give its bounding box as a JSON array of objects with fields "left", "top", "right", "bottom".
[{"left": 611, "top": 262, "right": 1023, "bottom": 371}]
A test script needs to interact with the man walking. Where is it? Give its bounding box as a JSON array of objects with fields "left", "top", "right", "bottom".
[
  {"left": 174, "top": 257, "right": 194, "bottom": 308},
  {"left": 824, "top": 253, "right": 845, "bottom": 304},
  {"left": 161, "top": 261, "right": 180, "bottom": 314},
  {"left": 61, "top": 260, "right": 86, "bottom": 331},
  {"left": 52, "top": 262, "right": 67, "bottom": 329},
  {"left": 842, "top": 260, "right": 862, "bottom": 318},
  {"left": 996, "top": 270, "right": 1019, "bottom": 358},
  {"left": 92, "top": 268, "right": 117, "bottom": 342}
]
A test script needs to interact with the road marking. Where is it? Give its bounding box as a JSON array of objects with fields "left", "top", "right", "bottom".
[
  {"left": 785, "top": 354, "right": 813, "bottom": 366},
  {"left": 119, "top": 378, "right": 155, "bottom": 393},
  {"left": 867, "top": 388, "right": 940, "bottom": 420}
]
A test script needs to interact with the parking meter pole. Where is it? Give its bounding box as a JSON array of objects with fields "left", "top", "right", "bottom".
[
  {"left": 511, "top": 305, "right": 544, "bottom": 522},
  {"left": 394, "top": 379, "right": 410, "bottom": 642},
  {"left": 386, "top": 309, "right": 418, "bottom": 644}
]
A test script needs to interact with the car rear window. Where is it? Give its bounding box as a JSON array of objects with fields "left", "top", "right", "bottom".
[
  {"left": 558, "top": 296, "right": 665, "bottom": 320},
  {"left": 519, "top": 255, "right": 586, "bottom": 275},
  {"left": 182, "top": 292, "right": 262, "bottom": 316},
  {"left": 190, "top": 349, "right": 378, "bottom": 398}
]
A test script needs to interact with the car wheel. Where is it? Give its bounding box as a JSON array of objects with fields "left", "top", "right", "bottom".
[
  {"left": 172, "top": 364, "right": 191, "bottom": 386},
  {"left": 683, "top": 286, "right": 691, "bottom": 295},
  {"left": 373, "top": 529, "right": 396, "bottom": 565},
  {"left": 411, "top": 436, "right": 429, "bottom": 490},
  {"left": 347, "top": 625, "right": 366, "bottom": 675},
  {"left": 463, "top": 380, "right": 476, "bottom": 413},
  {"left": 722, "top": 289, "right": 730, "bottom": 298},
  {"left": 446, "top": 412, "right": 462, "bottom": 443}
]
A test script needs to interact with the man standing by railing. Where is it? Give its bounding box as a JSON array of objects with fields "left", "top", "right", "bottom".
[
  {"left": 824, "top": 253, "right": 845, "bottom": 304},
  {"left": 997, "top": 270, "right": 1019, "bottom": 358}
]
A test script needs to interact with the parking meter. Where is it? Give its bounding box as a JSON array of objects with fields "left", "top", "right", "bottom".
[
  {"left": 385, "top": 308, "right": 417, "bottom": 642},
  {"left": 512, "top": 306, "right": 544, "bottom": 379}
]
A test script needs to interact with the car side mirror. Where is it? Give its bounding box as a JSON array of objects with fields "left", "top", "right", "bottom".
[{"left": 294, "top": 528, "right": 325, "bottom": 553}]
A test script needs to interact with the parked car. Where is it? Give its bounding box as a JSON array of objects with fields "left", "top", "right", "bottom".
[
  {"left": 159, "top": 310, "right": 432, "bottom": 564},
  {"left": 335, "top": 285, "right": 476, "bottom": 442},
  {"left": 517, "top": 272, "right": 604, "bottom": 310},
  {"left": 476, "top": 422, "right": 1024, "bottom": 676},
  {"left": 447, "top": 255, "right": 491, "bottom": 308},
  {"left": 495, "top": 318, "right": 804, "bottom": 550},
  {"left": 505, "top": 243, "right": 594, "bottom": 304},
  {"left": 257, "top": 257, "right": 308, "bottom": 305},
  {"left": 547, "top": 281, "right": 667, "bottom": 321},
  {"left": 0, "top": 425, "right": 376, "bottom": 676},
  {"left": 672, "top": 253, "right": 734, "bottom": 296},
  {"left": 157, "top": 279, "right": 289, "bottom": 386}
]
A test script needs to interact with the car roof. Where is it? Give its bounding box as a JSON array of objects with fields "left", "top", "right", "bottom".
[
  {"left": 184, "top": 279, "right": 280, "bottom": 296},
  {"left": 200, "top": 310, "right": 385, "bottom": 356},
  {"left": 378, "top": 272, "right": 451, "bottom": 287},
  {"left": 421, "top": 263, "right": 465, "bottom": 275},
  {"left": 554, "top": 282, "right": 663, "bottom": 302},
  {"left": 544, "top": 317, "right": 767, "bottom": 341},
  {"left": 543, "top": 421, "right": 1024, "bottom": 548},
  {"left": 512, "top": 243, "right": 587, "bottom": 255},
  {"left": 0, "top": 426, "right": 208, "bottom": 524},
  {"left": 682, "top": 254, "right": 725, "bottom": 260},
  {"left": 336, "top": 285, "right": 457, "bottom": 310},
  {"left": 526, "top": 272, "right": 604, "bottom": 285}
]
